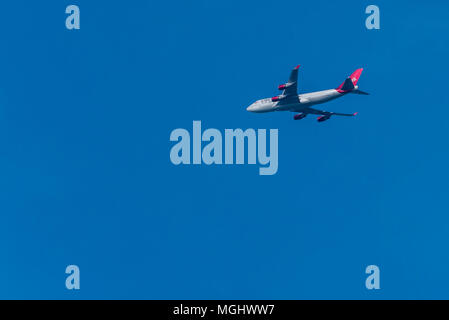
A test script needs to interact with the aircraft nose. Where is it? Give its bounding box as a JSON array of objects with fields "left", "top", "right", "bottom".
[{"left": 246, "top": 104, "right": 256, "bottom": 112}]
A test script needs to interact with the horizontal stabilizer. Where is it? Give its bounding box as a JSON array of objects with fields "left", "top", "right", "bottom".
[{"left": 351, "top": 89, "right": 369, "bottom": 95}]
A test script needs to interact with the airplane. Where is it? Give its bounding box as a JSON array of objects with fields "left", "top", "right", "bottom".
[{"left": 246, "top": 65, "right": 368, "bottom": 122}]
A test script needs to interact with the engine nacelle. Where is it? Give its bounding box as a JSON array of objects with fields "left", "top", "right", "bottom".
[
  {"left": 294, "top": 113, "right": 306, "bottom": 120},
  {"left": 317, "top": 115, "right": 331, "bottom": 122},
  {"left": 271, "top": 95, "right": 286, "bottom": 102},
  {"left": 278, "top": 83, "right": 293, "bottom": 90}
]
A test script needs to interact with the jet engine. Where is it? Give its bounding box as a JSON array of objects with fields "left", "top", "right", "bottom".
[
  {"left": 294, "top": 113, "right": 306, "bottom": 120},
  {"left": 271, "top": 95, "right": 286, "bottom": 102},
  {"left": 278, "top": 83, "right": 293, "bottom": 90},
  {"left": 317, "top": 115, "right": 331, "bottom": 122}
]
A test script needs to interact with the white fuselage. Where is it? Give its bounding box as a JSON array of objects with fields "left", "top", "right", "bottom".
[{"left": 246, "top": 89, "right": 344, "bottom": 113}]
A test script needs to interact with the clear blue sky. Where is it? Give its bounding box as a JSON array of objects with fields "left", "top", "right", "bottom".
[{"left": 0, "top": 0, "right": 448, "bottom": 299}]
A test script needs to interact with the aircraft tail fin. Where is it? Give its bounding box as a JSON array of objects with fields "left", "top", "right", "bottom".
[{"left": 336, "top": 68, "right": 364, "bottom": 93}]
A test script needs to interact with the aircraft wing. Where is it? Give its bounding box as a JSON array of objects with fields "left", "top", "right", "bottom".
[
  {"left": 304, "top": 107, "right": 357, "bottom": 117},
  {"left": 276, "top": 65, "right": 300, "bottom": 105},
  {"left": 280, "top": 65, "right": 300, "bottom": 96}
]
